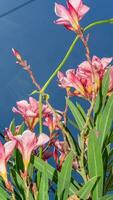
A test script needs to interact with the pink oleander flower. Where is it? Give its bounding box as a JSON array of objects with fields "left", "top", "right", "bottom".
[
  {"left": 6, "top": 130, "right": 49, "bottom": 173},
  {"left": 54, "top": 0, "right": 90, "bottom": 32},
  {"left": 12, "top": 97, "right": 50, "bottom": 131},
  {"left": 57, "top": 56, "right": 113, "bottom": 100},
  {"left": 0, "top": 140, "right": 16, "bottom": 185},
  {"left": 43, "top": 112, "right": 62, "bottom": 133}
]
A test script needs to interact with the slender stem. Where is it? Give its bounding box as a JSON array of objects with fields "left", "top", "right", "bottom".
[
  {"left": 40, "top": 35, "right": 79, "bottom": 93},
  {"left": 39, "top": 93, "right": 43, "bottom": 159},
  {"left": 79, "top": 99, "right": 95, "bottom": 182},
  {"left": 39, "top": 94, "right": 43, "bottom": 134},
  {"left": 40, "top": 18, "right": 113, "bottom": 93}
]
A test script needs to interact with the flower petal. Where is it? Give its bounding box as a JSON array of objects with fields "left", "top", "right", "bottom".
[
  {"left": 55, "top": 3, "right": 70, "bottom": 20},
  {"left": 101, "top": 57, "right": 113, "bottom": 68},
  {"left": 36, "top": 133, "right": 49, "bottom": 147},
  {"left": 68, "top": 0, "right": 82, "bottom": 11},
  {"left": 4, "top": 140, "right": 16, "bottom": 161}
]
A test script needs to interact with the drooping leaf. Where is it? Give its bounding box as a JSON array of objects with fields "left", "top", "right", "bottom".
[
  {"left": 38, "top": 165, "right": 49, "bottom": 200},
  {"left": 88, "top": 131, "right": 103, "bottom": 200},
  {"left": 56, "top": 151, "right": 73, "bottom": 200},
  {"left": 77, "top": 176, "right": 98, "bottom": 200}
]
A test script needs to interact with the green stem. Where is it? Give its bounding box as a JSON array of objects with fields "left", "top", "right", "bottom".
[
  {"left": 39, "top": 93, "right": 43, "bottom": 134},
  {"left": 40, "top": 18, "right": 113, "bottom": 93},
  {"left": 79, "top": 99, "right": 95, "bottom": 182},
  {"left": 37, "top": 94, "right": 43, "bottom": 188}
]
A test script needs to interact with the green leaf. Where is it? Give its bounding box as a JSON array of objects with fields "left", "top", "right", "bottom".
[
  {"left": 99, "top": 195, "right": 113, "bottom": 200},
  {"left": 17, "top": 122, "right": 25, "bottom": 135},
  {"left": 38, "top": 165, "right": 49, "bottom": 200},
  {"left": 34, "top": 156, "right": 79, "bottom": 195},
  {"left": 76, "top": 102, "right": 92, "bottom": 129},
  {"left": 77, "top": 176, "right": 98, "bottom": 200},
  {"left": 67, "top": 118, "right": 79, "bottom": 130},
  {"left": 62, "top": 125, "right": 80, "bottom": 156},
  {"left": 94, "top": 70, "right": 110, "bottom": 129},
  {"left": 57, "top": 151, "right": 73, "bottom": 200},
  {"left": 11, "top": 170, "right": 25, "bottom": 200},
  {"left": 67, "top": 99, "right": 86, "bottom": 131},
  {"left": 99, "top": 93, "right": 113, "bottom": 149},
  {"left": 9, "top": 119, "right": 15, "bottom": 135},
  {"left": 88, "top": 131, "right": 103, "bottom": 200},
  {"left": 15, "top": 149, "right": 24, "bottom": 173},
  {"left": 101, "top": 70, "right": 110, "bottom": 104},
  {"left": 30, "top": 90, "right": 39, "bottom": 95},
  {"left": 0, "top": 186, "right": 10, "bottom": 200}
]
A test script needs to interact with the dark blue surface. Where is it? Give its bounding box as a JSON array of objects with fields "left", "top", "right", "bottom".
[{"left": 0, "top": 0, "right": 113, "bottom": 131}]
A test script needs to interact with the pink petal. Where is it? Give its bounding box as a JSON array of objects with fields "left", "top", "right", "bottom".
[
  {"left": 101, "top": 57, "right": 113, "bottom": 68},
  {"left": 36, "top": 133, "right": 49, "bottom": 147},
  {"left": 68, "top": 0, "right": 82, "bottom": 11},
  {"left": 55, "top": 3, "right": 70, "bottom": 20},
  {"left": 78, "top": 4, "right": 90, "bottom": 18},
  {"left": 4, "top": 140, "right": 16, "bottom": 162},
  {"left": 21, "top": 130, "right": 36, "bottom": 148},
  {"left": 29, "top": 97, "right": 38, "bottom": 112},
  {"left": 12, "top": 106, "right": 21, "bottom": 114},
  {"left": 54, "top": 18, "right": 70, "bottom": 25},
  {"left": 26, "top": 110, "right": 36, "bottom": 117},
  {"left": 16, "top": 100, "right": 29, "bottom": 108},
  {"left": 57, "top": 71, "right": 65, "bottom": 80},
  {"left": 0, "top": 142, "right": 5, "bottom": 161}
]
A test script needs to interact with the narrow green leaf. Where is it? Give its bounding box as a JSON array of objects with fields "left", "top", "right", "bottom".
[
  {"left": 77, "top": 176, "right": 98, "bottom": 200},
  {"left": 57, "top": 151, "right": 73, "bottom": 200},
  {"left": 30, "top": 90, "right": 39, "bottom": 95},
  {"left": 15, "top": 149, "right": 24, "bottom": 173},
  {"left": 101, "top": 70, "right": 110, "bottom": 103},
  {"left": 34, "top": 157, "right": 79, "bottom": 195},
  {"left": 67, "top": 99, "right": 85, "bottom": 131},
  {"left": 38, "top": 165, "right": 49, "bottom": 200},
  {"left": 18, "top": 122, "right": 25, "bottom": 135},
  {"left": 99, "top": 195, "right": 113, "bottom": 200},
  {"left": 94, "top": 70, "right": 110, "bottom": 129},
  {"left": 0, "top": 186, "right": 10, "bottom": 200},
  {"left": 9, "top": 119, "right": 15, "bottom": 135},
  {"left": 11, "top": 170, "right": 25, "bottom": 200},
  {"left": 76, "top": 102, "right": 92, "bottom": 128},
  {"left": 88, "top": 131, "right": 103, "bottom": 200},
  {"left": 63, "top": 125, "right": 80, "bottom": 156},
  {"left": 67, "top": 118, "right": 79, "bottom": 130},
  {"left": 99, "top": 93, "right": 113, "bottom": 149}
]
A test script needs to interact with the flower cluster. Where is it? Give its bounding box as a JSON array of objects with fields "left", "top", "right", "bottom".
[{"left": 57, "top": 56, "right": 113, "bottom": 100}]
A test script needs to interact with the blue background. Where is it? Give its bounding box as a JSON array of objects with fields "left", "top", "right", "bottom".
[{"left": 0, "top": 0, "right": 113, "bottom": 131}]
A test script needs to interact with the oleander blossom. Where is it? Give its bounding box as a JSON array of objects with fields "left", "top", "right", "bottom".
[
  {"left": 6, "top": 130, "right": 49, "bottom": 173},
  {"left": 12, "top": 97, "right": 51, "bottom": 131},
  {"left": 57, "top": 56, "right": 113, "bottom": 100},
  {"left": 54, "top": 0, "right": 90, "bottom": 31},
  {"left": 0, "top": 140, "right": 16, "bottom": 185},
  {"left": 43, "top": 111, "right": 62, "bottom": 133}
]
